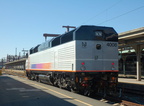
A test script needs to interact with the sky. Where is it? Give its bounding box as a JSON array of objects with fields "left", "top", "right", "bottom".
[{"left": 0, "top": 0, "right": 144, "bottom": 59}]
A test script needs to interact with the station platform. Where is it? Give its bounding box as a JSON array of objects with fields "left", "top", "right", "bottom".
[
  {"left": 118, "top": 78, "right": 144, "bottom": 85},
  {"left": 118, "top": 78, "right": 144, "bottom": 95}
]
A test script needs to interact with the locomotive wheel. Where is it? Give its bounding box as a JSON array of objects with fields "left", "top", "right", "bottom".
[
  {"left": 53, "top": 78, "right": 58, "bottom": 86},
  {"left": 28, "top": 74, "right": 32, "bottom": 80},
  {"left": 38, "top": 78, "right": 41, "bottom": 83},
  {"left": 58, "top": 77, "right": 63, "bottom": 88},
  {"left": 36, "top": 75, "right": 39, "bottom": 82},
  {"left": 57, "top": 75, "right": 62, "bottom": 88},
  {"left": 57, "top": 74, "right": 68, "bottom": 89},
  {"left": 70, "top": 87, "right": 77, "bottom": 93},
  {"left": 84, "top": 89, "right": 91, "bottom": 96}
]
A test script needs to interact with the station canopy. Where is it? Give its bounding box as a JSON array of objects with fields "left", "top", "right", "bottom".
[
  {"left": 118, "top": 27, "right": 144, "bottom": 81},
  {"left": 119, "top": 27, "right": 144, "bottom": 51}
]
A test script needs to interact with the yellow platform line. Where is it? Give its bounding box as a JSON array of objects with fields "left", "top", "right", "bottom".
[
  {"left": 32, "top": 83, "right": 93, "bottom": 106},
  {"left": 11, "top": 76, "right": 93, "bottom": 106}
]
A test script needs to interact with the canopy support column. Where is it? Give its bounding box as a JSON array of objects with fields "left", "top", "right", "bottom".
[{"left": 133, "top": 45, "right": 141, "bottom": 81}]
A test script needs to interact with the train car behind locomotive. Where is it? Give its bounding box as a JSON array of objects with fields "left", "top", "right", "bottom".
[{"left": 26, "top": 25, "right": 118, "bottom": 96}]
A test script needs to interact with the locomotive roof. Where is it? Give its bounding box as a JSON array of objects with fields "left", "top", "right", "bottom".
[
  {"left": 30, "top": 25, "right": 118, "bottom": 54},
  {"left": 51, "top": 25, "right": 118, "bottom": 46}
]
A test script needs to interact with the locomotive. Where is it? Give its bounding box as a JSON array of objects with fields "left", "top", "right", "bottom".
[{"left": 26, "top": 25, "right": 118, "bottom": 96}]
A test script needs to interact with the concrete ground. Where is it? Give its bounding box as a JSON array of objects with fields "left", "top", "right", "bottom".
[{"left": 0, "top": 74, "right": 113, "bottom": 106}]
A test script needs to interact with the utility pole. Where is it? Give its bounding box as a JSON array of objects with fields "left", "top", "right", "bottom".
[
  {"left": 1, "top": 59, "right": 3, "bottom": 68},
  {"left": 22, "top": 48, "right": 28, "bottom": 57},
  {"left": 15, "top": 48, "right": 17, "bottom": 60},
  {"left": 62, "top": 26, "right": 76, "bottom": 32}
]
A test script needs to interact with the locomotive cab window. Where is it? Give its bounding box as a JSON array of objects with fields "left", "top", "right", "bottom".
[
  {"left": 94, "top": 30, "right": 104, "bottom": 40},
  {"left": 95, "top": 31, "right": 103, "bottom": 37}
]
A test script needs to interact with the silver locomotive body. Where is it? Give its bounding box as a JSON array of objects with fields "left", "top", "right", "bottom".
[{"left": 26, "top": 25, "right": 118, "bottom": 95}]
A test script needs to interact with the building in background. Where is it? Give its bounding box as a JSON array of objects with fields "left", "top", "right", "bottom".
[{"left": 0, "top": 58, "right": 6, "bottom": 69}]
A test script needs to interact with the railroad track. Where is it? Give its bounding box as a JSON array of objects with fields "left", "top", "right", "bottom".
[
  {"left": 121, "top": 87, "right": 144, "bottom": 96},
  {"left": 103, "top": 96, "right": 144, "bottom": 106},
  {"left": 121, "top": 100, "right": 144, "bottom": 106}
]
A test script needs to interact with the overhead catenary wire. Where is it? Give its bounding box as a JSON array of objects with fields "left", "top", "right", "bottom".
[
  {"left": 97, "top": 5, "right": 144, "bottom": 25},
  {"left": 81, "top": 0, "right": 122, "bottom": 25}
]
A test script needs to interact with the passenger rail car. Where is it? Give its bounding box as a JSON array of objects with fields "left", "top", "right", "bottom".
[{"left": 26, "top": 25, "right": 118, "bottom": 96}]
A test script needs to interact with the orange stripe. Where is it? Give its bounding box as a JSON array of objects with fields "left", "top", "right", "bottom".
[
  {"left": 26, "top": 69, "right": 119, "bottom": 72},
  {"left": 76, "top": 70, "right": 119, "bottom": 72}
]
